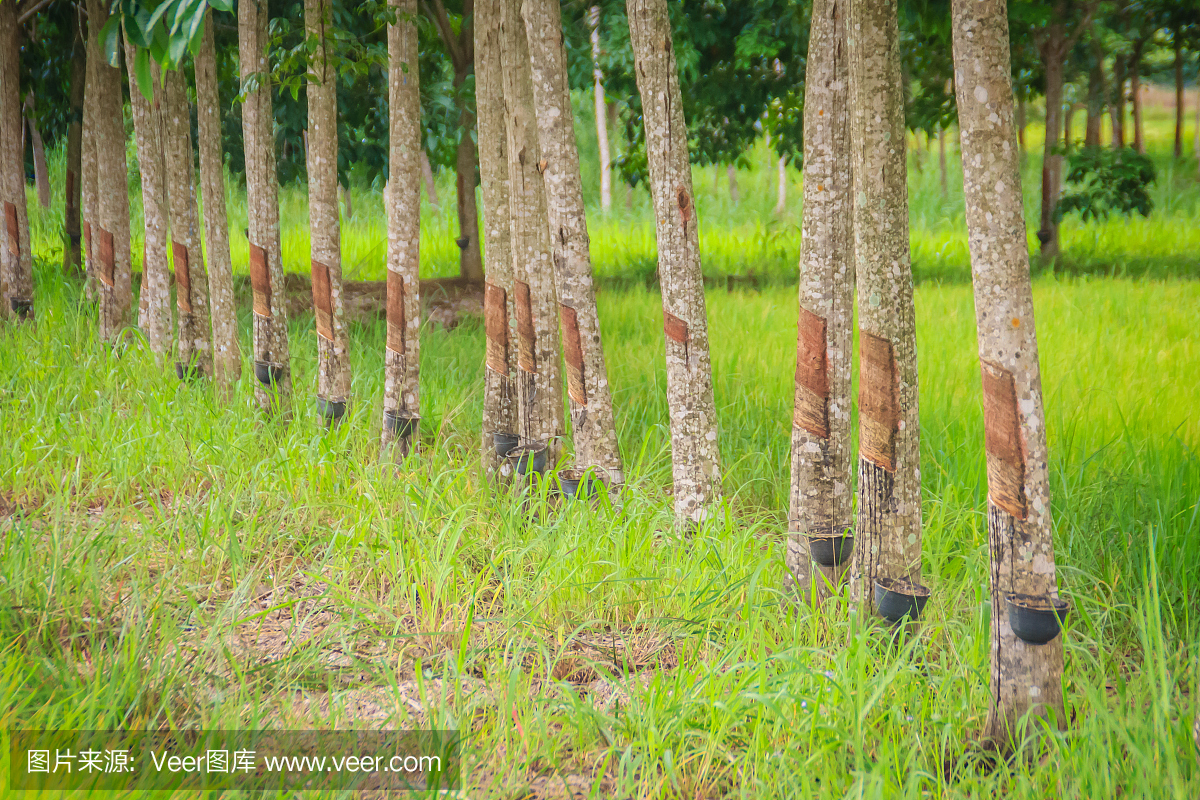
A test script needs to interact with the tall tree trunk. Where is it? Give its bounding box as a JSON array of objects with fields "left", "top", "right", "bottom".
[
  {"left": 419, "top": 149, "right": 441, "bottom": 208},
  {"left": 23, "top": 94, "right": 51, "bottom": 208},
  {"left": 1131, "top": 48, "right": 1145, "bottom": 155},
  {"left": 306, "top": 0, "right": 352, "bottom": 423},
  {"left": 475, "top": 0, "right": 518, "bottom": 476},
  {"left": 123, "top": 37, "right": 171, "bottom": 357},
  {"left": 938, "top": 127, "right": 949, "bottom": 197},
  {"left": 1017, "top": 92, "right": 1027, "bottom": 153},
  {"left": 454, "top": 105, "right": 484, "bottom": 282},
  {"left": 1085, "top": 31, "right": 1105, "bottom": 148},
  {"left": 786, "top": 0, "right": 853, "bottom": 602},
  {"left": 63, "top": 10, "right": 85, "bottom": 276},
  {"left": 81, "top": 0, "right": 99, "bottom": 296},
  {"left": 0, "top": 0, "right": 33, "bottom": 320},
  {"left": 1037, "top": 19, "right": 1066, "bottom": 260},
  {"left": 627, "top": 0, "right": 722, "bottom": 525},
  {"left": 775, "top": 154, "right": 787, "bottom": 214},
  {"left": 195, "top": 12, "right": 241, "bottom": 391},
  {"left": 1063, "top": 103, "right": 1073, "bottom": 151},
  {"left": 381, "top": 0, "right": 422, "bottom": 459},
  {"left": 589, "top": 5, "right": 612, "bottom": 212},
  {"left": 162, "top": 68, "right": 212, "bottom": 377},
  {"left": 951, "top": 0, "right": 1065, "bottom": 744},
  {"left": 500, "top": 0, "right": 564, "bottom": 463},
  {"left": 523, "top": 0, "right": 624, "bottom": 484},
  {"left": 1112, "top": 54, "right": 1126, "bottom": 148},
  {"left": 846, "top": 0, "right": 923, "bottom": 609},
  {"left": 726, "top": 163, "right": 739, "bottom": 205},
  {"left": 91, "top": 0, "right": 133, "bottom": 340},
  {"left": 240, "top": 0, "right": 292, "bottom": 413},
  {"left": 1173, "top": 32, "right": 1184, "bottom": 159}
]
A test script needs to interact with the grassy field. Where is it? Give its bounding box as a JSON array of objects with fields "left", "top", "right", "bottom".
[{"left": 1, "top": 102, "right": 1198, "bottom": 797}]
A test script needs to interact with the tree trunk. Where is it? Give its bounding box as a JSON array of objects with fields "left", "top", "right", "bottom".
[
  {"left": 627, "top": 0, "right": 722, "bottom": 525},
  {"left": 786, "top": 0, "right": 853, "bottom": 602},
  {"left": 475, "top": 0, "right": 518, "bottom": 476},
  {"left": 1037, "top": 20, "right": 1065, "bottom": 259},
  {"left": 1085, "top": 31, "right": 1105, "bottom": 148},
  {"left": 123, "top": 37, "right": 171, "bottom": 357},
  {"left": 0, "top": 0, "right": 33, "bottom": 320},
  {"left": 951, "top": 0, "right": 1065, "bottom": 744},
  {"left": 306, "top": 0, "right": 352, "bottom": 422},
  {"left": 1112, "top": 54, "right": 1125, "bottom": 148},
  {"left": 500, "top": 0, "right": 564, "bottom": 463},
  {"left": 90, "top": 0, "right": 133, "bottom": 340},
  {"left": 589, "top": 5, "right": 612, "bottom": 212},
  {"left": 726, "top": 163, "right": 739, "bottom": 205},
  {"left": 63, "top": 12, "right": 85, "bottom": 276},
  {"left": 419, "top": 150, "right": 441, "bottom": 208},
  {"left": 846, "top": 0, "right": 923, "bottom": 609},
  {"left": 1194, "top": 81, "right": 1199, "bottom": 180},
  {"left": 938, "top": 127, "right": 949, "bottom": 197},
  {"left": 1173, "top": 32, "right": 1183, "bottom": 160},
  {"left": 195, "top": 12, "right": 241, "bottom": 391},
  {"left": 1017, "top": 92, "right": 1027, "bottom": 153},
  {"left": 454, "top": 105, "right": 484, "bottom": 282},
  {"left": 162, "top": 68, "right": 212, "bottom": 377},
  {"left": 240, "top": 0, "right": 292, "bottom": 413},
  {"left": 775, "top": 154, "right": 787, "bottom": 214},
  {"left": 1131, "top": 49, "right": 1145, "bottom": 155},
  {"left": 381, "top": 0, "right": 422, "bottom": 460},
  {"left": 1064, "top": 103, "right": 1073, "bottom": 151},
  {"left": 523, "top": 0, "right": 624, "bottom": 484},
  {"left": 81, "top": 0, "right": 99, "bottom": 296},
  {"left": 23, "top": 94, "right": 51, "bottom": 208}
]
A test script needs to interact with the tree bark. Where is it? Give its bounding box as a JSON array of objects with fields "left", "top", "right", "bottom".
[
  {"left": 91, "top": 0, "right": 133, "bottom": 340},
  {"left": 727, "top": 163, "right": 739, "bottom": 205},
  {"left": 381, "top": 0, "right": 422, "bottom": 459},
  {"left": 475, "top": 0, "right": 518, "bottom": 476},
  {"left": 1017, "top": 92, "right": 1027, "bottom": 153},
  {"left": 81, "top": 0, "right": 99, "bottom": 296},
  {"left": 846, "top": 0, "right": 922, "bottom": 608},
  {"left": 523, "top": 0, "right": 624, "bottom": 484},
  {"left": 1131, "top": 46, "right": 1145, "bottom": 154},
  {"left": 454, "top": 105, "right": 484, "bottom": 282},
  {"left": 938, "top": 127, "right": 949, "bottom": 197},
  {"left": 1085, "top": 30, "right": 1105, "bottom": 148},
  {"left": 1173, "top": 32, "right": 1183, "bottom": 160},
  {"left": 196, "top": 11, "right": 241, "bottom": 391},
  {"left": 500, "top": 0, "right": 564, "bottom": 463},
  {"left": 1111, "top": 54, "right": 1125, "bottom": 148},
  {"left": 0, "top": 0, "right": 33, "bottom": 320},
  {"left": 419, "top": 149, "right": 441, "bottom": 208},
  {"left": 162, "top": 68, "right": 213, "bottom": 377},
  {"left": 589, "top": 5, "right": 612, "bottom": 212},
  {"left": 1037, "top": 15, "right": 1066, "bottom": 259},
  {"left": 951, "top": 0, "right": 1066, "bottom": 744},
  {"left": 63, "top": 10, "right": 85, "bottom": 276},
  {"left": 627, "top": 0, "right": 722, "bottom": 524},
  {"left": 240, "top": 0, "right": 292, "bottom": 413},
  {"left": 306, "top": 0, "right": 352, "bottom": 421},
  {"left": 786, "top": 0, "right": 853, "bottom": 602},
  {"left": 123, "top": 37, "right": 171, "bottom": 357},
  {"left": 23, "top": 93, "right": 51, "bottom": 208},
  {"left": 775, "top": 155, "right": 787, "bottom": 214}
]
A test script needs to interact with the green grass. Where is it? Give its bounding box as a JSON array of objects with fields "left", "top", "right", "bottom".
[{"left": 2, "top": 105, "right": 1198, "bottom": 797}]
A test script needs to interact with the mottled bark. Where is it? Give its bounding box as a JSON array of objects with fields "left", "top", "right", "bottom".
[
  {"left": 786, "top": 0, "right": 853, "bottom": 602},
  {"left": 1111, "top": 54, "right": 1125, "bottom": 149},
  {"left": 63, "top": 12, "right": 85, "bottom": 276},
  {"left": 589, "top": 5, "right": 611, "bottom": 212},
  {"left": 627, "top": 0, "right": 722, "bottom": 524},
  {"left": 80, "top": 1, "right": 99, "bottom": 295},
  {"left": 0, "top": 1, "right": 32, "bottom": 320},
  {"left": 91, "top": 0, "right": 133, "bottom": 340},
  {"left": 951, "top": 0, "right": 1065, "bottom": 743},
  {"left": 500, "top": 0, "right": 564, "bottom": 463},
  {"left": 455, "top": 113, "right": 484, "bottom": 283},
  {"left": 381, "top": 0, "right": 422, "bottom": 459},
  {"left": 162, "top": 68, "right": 212, "bottom": 376},
  {"left": 239, "top": 0, "right": 292, "bottom": 412},
  {"left": 474, "top": 0, "right": 517, "bottom": 476},
  {"left": 123, "top": 38, "right": 171, "bottom": 357},
  {"left": 196, "top": 11, "right": 241, "bottom": 390},
  {"left": 523, "top": 0, "right": 623, "bottom": 484},
  {"left": 306, "top": 0, "right": 352, "bottom": 418},
  {"left": 846, "top": 0, "right": 922, "bottom": 608},
  {"left": 23, "top": 94, "right": 50, "bottom": 209}
]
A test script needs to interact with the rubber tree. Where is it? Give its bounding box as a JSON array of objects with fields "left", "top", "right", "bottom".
[
  {"left": 0, "top": 0, "right": 33, "bottom": 321},
  {"left": 22, "top": 93, "right": 50, "bottom": 209},
  {"left": 90, "top": 0, "right": 133, "bottom": 341},
  {"left": 162, "top": 67, "right": 213, "bottom": 377},
  {"left": 500, "top": 0, "right": 564, "bottom": 462},
  {"left": 588, "top": 5, "right": 611, "bottom": 212},
  {"left": 81, "top": 0, "right": 99, "bottom": 295},
  {"left": 306, "top": 0, "right": 351, "bottom": 424},
  {"left": 627, "top": 0, "right": 721, "bottom": 525},
  {"left": 951, "top": 0, "right": 1067, "bottom": 742},
  {"left": 846, "top": 0, "right": 923, "bottom": 609},
  {"left": 786, "top": 0, "right": 853, "bottom": 601},
  {"left": 195, "top": 10, "right": 241, "bottom": 391},
  {"left": 123, "top": 36, "right": 171, "bottom": 357},
  {"left": 239, "top": 0, "right": 292, "bottom": 414},
  {"left": 475, "top": 0, "right": 518, "bottom": 476},
  {"left": 63, "top": 7, "right": 86, "bottom": 276},
  {"left": 381, "top": 0, "right": 423, "bottom": 459},
  {"left": 522, "top": 0, "right": 623, "bottom": 484}
]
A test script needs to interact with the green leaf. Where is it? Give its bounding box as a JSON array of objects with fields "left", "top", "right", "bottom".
[
  {"left": 100, "top": 16, "right": 122, "bottom": 68},
  {"left": 133, "top": 47, "right": 154, "bottom": 103}
]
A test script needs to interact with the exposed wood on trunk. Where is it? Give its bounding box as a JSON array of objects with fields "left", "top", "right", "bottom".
[
  {"left": 951, "top": 0, "right": 1065, "bottom": 745},
  {"left": 381, "top": 0, "right": 422, "bottom": 459},
  {"left": 500, "top": 0, "right": 563, "bottom": 463},
  {"left": 523, "top": 0, "right": 623, "bottom": 484},
  {"left": 589, "top": 5, "right": 612, "bottom": 212},
  {"left": 627, "top": 0, "right": 722, "bottom": 524},
  {"left": 240, "top": 0, "right": 292, "bottom": 413},
  {"left": 846, "top": 0, "right": 922, "bottom": 609},
  {"left": 63, "top": 10, "right": 85, "bottom": 275},
  {"left": 786, "top": 0, "right": 853, "bottom": 602},
  {"left": 196, "top": 11, "right": 241, "bottom": 391},
  {"left": 90, "top": 0, "right": 132, "bottom": 340},
  {"left": 306, "top": 0, "right": 352, "bottom": 417},
  {"left": 0, "top": 0, "right": 33, "bottom": 320},
  {"left": 123, "top": 37, "right": 171, "bottom": 357},
  {"left": 475, "top": 0, "right": 517, "bottom": 476},
  {"left": 162, "top": 68, "right": 212, "bottom": 376},
  {"left": 23, "top": 93, "right": 50, "bottom": 208}
]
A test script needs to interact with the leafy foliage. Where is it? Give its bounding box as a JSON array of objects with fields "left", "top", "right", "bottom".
[{"left": 1057, "top": 147, "right": 1157, "bottom": 222}]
